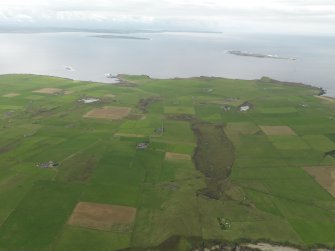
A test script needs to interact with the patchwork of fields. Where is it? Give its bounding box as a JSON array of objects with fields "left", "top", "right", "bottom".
[{"left": 0, "top": 74, "right": 334, "bottom": 250}]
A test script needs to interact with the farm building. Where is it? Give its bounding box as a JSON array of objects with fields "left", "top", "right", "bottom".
[{"left": 137, "top": 143, "right": 149, "bottom": 149}]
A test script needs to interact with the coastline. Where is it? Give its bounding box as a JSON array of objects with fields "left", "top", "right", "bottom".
[
  {"left": 0, "top": 73, "right": 328, "bottom": 97},
  {"left": 118, "top": 74, "right": 327, "bottom": 96}
]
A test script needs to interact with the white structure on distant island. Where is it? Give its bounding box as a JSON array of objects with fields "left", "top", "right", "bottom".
[
  {"left": 65, "top": 65, "right": 75, "bottom": 71},
  {"left": 104, "top": 73, "right": 117, "bottom": 78}
]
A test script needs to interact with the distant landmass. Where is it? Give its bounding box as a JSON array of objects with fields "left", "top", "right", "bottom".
[
  {"left": 226, "top": 50, "right": 296, "bottom": 60},
  {"left": 90, "top": 35, "right": 150, "bottom": 40},
  {"left": 0, "top": 26, "right": 222, "bottom": 35}
]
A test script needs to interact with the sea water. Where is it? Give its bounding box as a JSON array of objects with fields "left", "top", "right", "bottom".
[{"left": 0, "top": 31, "right": 334, "bottom": 96}]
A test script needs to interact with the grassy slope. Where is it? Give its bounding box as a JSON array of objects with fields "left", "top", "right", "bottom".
[{"left": 0, "top": 74, "right": 334, "bottom": 250}]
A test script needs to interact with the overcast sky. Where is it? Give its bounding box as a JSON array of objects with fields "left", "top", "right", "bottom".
[{"left": 0, "top": 0, "right": 334, "bottom": 34}]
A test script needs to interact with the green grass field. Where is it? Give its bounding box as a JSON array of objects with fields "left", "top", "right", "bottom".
[{"left": 0, "top": 74, "right": 334, "bottom": 250}]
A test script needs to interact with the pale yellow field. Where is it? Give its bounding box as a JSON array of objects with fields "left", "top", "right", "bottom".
[
  {"left": 33, "top": 88, "right": 63, "bottom": 94},
  {"left": 83, "top": 107, "right": 131, "bottom": 120},
  {"left": 68, "top": 202, "right": 137, "bottom": 231},
  {"left": 260, "top": 125, "right": 296, "bottom": 136},
  {"left": 303, "top": 166, "right": 335, "bottom": 198},
  {"left": 3, "top": 93, "right": 20, "bottom": 98},
  {"left": 165, "top": 152, "right": 191, "bottom": 161}
]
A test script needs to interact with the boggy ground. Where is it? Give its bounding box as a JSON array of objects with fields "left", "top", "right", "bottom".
[{"left": 192, "top": 123, "right": 234, "bottom": 199}]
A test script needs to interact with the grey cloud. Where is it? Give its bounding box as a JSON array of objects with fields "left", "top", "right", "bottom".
[{"left": 0, "top": 0, "right": 334, "bottom": 35}]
